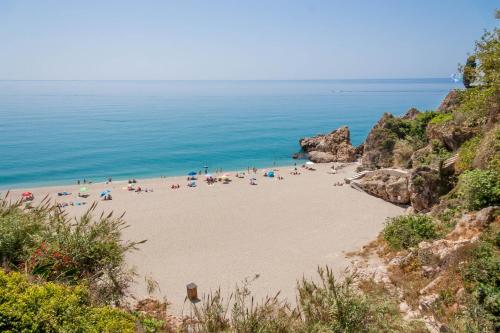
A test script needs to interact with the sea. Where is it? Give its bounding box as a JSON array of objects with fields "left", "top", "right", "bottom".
[{"left": 0, "top": 79, "right": 461, "bottom": 189}]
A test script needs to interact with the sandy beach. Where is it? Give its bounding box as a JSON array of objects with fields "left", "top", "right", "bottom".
[{"left": 7, "top": 162, "right": 404, "bottom": 314}]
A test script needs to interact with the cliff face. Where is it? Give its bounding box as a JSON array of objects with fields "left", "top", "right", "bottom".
[
  {"left": 361, "top": 108, "right": 423, "bottom": 170},
  {"left": 298, "top": 126, "right": 357, "bottom": 163}
]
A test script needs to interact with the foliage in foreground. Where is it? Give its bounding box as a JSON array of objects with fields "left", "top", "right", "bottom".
[
  {"left": 183, "top": 268, "right": 423, "bottom": 333},
  {"left": 0, "top": 269, "right": 136, "bottom": 333},
  {"left": 0, "top": 196, "right": 145, "bottom": 305},
  {"left": 383, "top": 214, "right": 439, "bottom": 250}
]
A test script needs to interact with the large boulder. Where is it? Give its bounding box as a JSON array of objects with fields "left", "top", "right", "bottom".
[
  {"left": 408, "top": 167, "right": 441, "bottom": 212},
  {"left": 361, "top": 113, "right": 397, "bottom": 169},
  {"left": 308, "top": 151, "right": 335, "bottom": 163},
  {"left": 357, "top": 170, "right": 410, "bottom": 205},
  {"left": 299, "top": 126, "right": 356, "bottom": 162},
  {"left": 426, "top": 122, "right": 476, "bottom": 151}
]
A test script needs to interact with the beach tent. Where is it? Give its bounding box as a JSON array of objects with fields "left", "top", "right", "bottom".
[{"left": 188, "top": 171, "right": 197, "bottom": 176}]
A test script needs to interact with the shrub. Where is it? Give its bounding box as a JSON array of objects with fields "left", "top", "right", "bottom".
[
  {"left": 0, "top": 197, "right": 145, "bottom": 305},
  {"left": 0, "top": 199, "right": 47, "bottom": 268},
  {"left": 383, "top": 214, "right": 439, "bottom": 250},
  {"left": 297, "top": 267, "right": 419, "bottom": 332},
  {"left": 461, "top": 225, "right": 500, "bottom": 332},
  {"left": 0, "top": 269, "right": 136, "bottom": 332},
  {"left": 457, "top": 169, "right": 500, "bottom": 210},
  {"left": 184, "top": 268, "right": 420, "bottom": 333},
  {"left": 186, "top": 276, "right": 298, "bottom": 333},
  {"left": 456, "top": 135, "right": 482, "bottom": 173},
  {"left": 429, "top": 113, "right": 453, "bottom": 125}
]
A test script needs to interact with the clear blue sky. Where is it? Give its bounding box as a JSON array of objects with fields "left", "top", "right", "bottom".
[{"left": 0, "top": 0, "right": 497, "bottom": 80}]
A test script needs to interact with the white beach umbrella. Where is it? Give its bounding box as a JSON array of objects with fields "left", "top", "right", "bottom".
[{"left": 306, "top": 161, "right": 315, "bottom": 165}]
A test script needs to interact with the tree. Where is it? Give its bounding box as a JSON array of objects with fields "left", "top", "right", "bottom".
[{"left": 463, "top": 55, "right": 477, "bottom": 88}]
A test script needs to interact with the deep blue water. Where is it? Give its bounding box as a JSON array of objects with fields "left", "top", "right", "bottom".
[{"left": 0, "top": 79, "right": 461, "bottom": 189}]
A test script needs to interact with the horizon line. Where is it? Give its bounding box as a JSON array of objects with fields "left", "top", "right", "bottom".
[{"left": 0, "top": 77, "right": 456, "bottom": 82}]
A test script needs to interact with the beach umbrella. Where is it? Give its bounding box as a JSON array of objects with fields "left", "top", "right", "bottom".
[
  {"left": 306, "top": 161, "right": 315, "bottom": 165},
  {"left": 267, "top": 171, "right": 275, "bottom": 177},
  {"left": 22, "top": 191, "right": 32, "bottom": 197},
  {"left": 79, "top": 186, "right": 88, "bottom": 192},
  {"left": 100, "top": 190, "right": 111, "bottom": 197},
  {"left": 188, "top": 171, "right": 197, "bottom": 176}
]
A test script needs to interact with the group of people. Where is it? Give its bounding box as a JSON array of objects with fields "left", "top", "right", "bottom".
[{"left": 57, "top": 201, "right": 87, "bottom": 208}]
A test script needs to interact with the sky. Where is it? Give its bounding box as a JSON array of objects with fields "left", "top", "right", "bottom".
[{"left": 0, "top": 0, "right": 497, "bottom": 80}]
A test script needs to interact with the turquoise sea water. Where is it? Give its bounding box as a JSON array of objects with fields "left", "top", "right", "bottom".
[{"left": 0, "top": 79, "right": 460, "bottom": 189}]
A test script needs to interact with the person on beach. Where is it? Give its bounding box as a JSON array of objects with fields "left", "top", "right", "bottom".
[{"left": 77, "top": 179, "right": 80, "bottom": 185}]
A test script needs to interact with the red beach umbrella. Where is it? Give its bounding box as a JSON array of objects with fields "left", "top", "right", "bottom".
[{"left": 22, "top": 192, "right": 32, "bottom": 197}]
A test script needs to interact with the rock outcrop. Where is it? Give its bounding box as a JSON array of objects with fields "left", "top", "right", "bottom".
[
  {"left": 426, "top": 122, "right": 476, "bottom": 151},
  {"left": 299, "top": 126, "right": 356, "bottom": 163},
  {"left": 361, "top": 113, "right": 397, "bottom": 169},
  {"left": 356, "top": 166, "right": 445, "bottom": 211},
  {"left": 408, "top": 167, "right": 441, "bottom": 212},
  {"left": 437, "top": 90, "right": 460, "bottom": 113},
  {"left": 357, "top": 170, "right": 410, "bottom": 205},
  {"left": 361, "top": 108, "right": 422, "bottom": 169}
]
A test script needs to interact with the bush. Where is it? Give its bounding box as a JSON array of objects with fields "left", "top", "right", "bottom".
[
  {"left": 457, "top": 169, "right": 500, "bottom": 210},
  {"left": 184, "top": 268, "right": 420, "bottom": 333},
  {"left": 383, "top": 214, "right": 439, "bottom": 250},
  {"left": 187, "top": 276, "right": 298, "bottom": 333},
  {"left": 0, "top": 269, "right": 136, "bottom": 332},
  {"left": 461, "top": 225, "right": 500, "bottom": 332},
  {"left": 297, "top": 268, "right": 415, "bottom": 333},
  {"left": 429, "top": 113, "right": 453, "bottom": 125},
  {"left": 0, "top": 199, "right": 48, "bottom": 268},
  {"left": 456, "top": 136, "right": 482, "bottom": 173},
  {"left": 0, "top": 197, "right": 145, "bottom": 305}
]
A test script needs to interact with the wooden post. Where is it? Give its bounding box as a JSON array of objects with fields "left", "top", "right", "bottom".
[{"left": 186, "top": 282, "right": 198, "bottom": 301}]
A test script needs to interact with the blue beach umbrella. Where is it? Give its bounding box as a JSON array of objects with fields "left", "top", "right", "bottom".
[
  {"left": 188, "top": 171, "right": 197, "bottom": 176},
  {"left": 100, "top": 190, "right": 111, "bottom": 197}
]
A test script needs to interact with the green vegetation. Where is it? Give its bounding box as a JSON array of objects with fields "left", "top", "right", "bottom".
[
  {"left": 184, "top": 268, "right": 423, "bottom": 333},
  {"left": 0, "top": 269, "right": 136, "bottom": 332},
  {"left": 462, "top": 55, "right": 477, "bottom": 89},
  {"left": 456, "top": 135, "right": 483, "bottom": 173},
  {"left": 383, "top": 215, "right": 439, "bottom": 250},
  {"left": 385, "top": 111, "right": 438, "bottom": 147},
  {"left": 461, "top": 224, "right": 500, "bottom": 332},
  {"left": 429, "top": 113, "right": 453, "bottom": 125},
  {"left": 0, "top": 198, "right": 145, "bottom": 305},
  {"left": 457, "top": 169, "right": 500, "bottom": 210}
]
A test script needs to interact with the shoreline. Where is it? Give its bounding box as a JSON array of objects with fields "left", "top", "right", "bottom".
[{"left": 0, "top": 160, "right": 301, "bottom": 191}]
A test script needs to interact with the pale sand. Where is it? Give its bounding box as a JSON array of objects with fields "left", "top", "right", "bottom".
[{"left": 7, "top": 163, "right": 403, "bottom": 314}]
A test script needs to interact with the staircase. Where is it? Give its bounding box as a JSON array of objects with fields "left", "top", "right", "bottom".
[
  {"left": 345, "top": 170, "right": 370, "bottom": 184},
  {"left": 443, "top": 154, "right": 458, "bottom": 169}
]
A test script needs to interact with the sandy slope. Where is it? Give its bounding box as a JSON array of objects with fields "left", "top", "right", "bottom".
[{"left": 7, "top": 163, "right": 403, "bottom": 314}]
